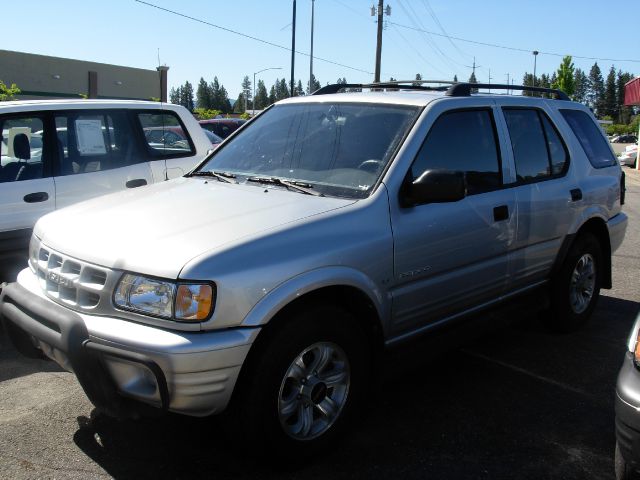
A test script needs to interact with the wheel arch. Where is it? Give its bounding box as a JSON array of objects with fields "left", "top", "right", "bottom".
[{"left": 553, "top": 216, "right": 612, "bottom": 288}]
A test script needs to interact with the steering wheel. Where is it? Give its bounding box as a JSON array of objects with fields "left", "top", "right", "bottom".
[{"left": 357, "top": 159, "right": 384, "bottom": 174}]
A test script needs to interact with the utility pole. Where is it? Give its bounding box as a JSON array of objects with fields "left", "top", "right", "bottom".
[
  {"left": 309, "top": 0, "right": 315, "bottom": 94},
  {"left": 290, "top": 0, "right": 296, "bottom": 96},
  {"left": 488, "top": 68, "right": 492, "bottom": 93},
  {"left": 532, "top": 50, "right": 539, "bottom": 88},
  {"left": 374, "top": 0, "right": 384, "bottom": 83},
  {"left": 505, "top": 73, "right": 510, "bottom": 94}
]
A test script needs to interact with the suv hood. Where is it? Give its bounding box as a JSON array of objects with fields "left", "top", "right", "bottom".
[{"left": 35, "top": 177, "right": 355, "bottom": 278}]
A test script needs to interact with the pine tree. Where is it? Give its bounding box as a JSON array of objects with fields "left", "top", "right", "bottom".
[
  {"left": 196, "top": 77, "right": 211, "bottom": 109},
  {"left": 412, "top": 73, "right": 423, "bottom": 86},
  {"left": 219, "top": 85, "right": 232, "bottom": 113},
  {"left": 573, "top": 68, "right": 588, "bottom": 104},
  {"left": 254, "top": 80, "right": 269, "bottom": 109},
  {"left": 468, "top": 71, "right": 478, "bottom": 93},
  {"left": 295, "top": 80, "right": 305, "bottom": 96},
  {"left": 307, "top": 74, "right": 321, "bottom": 94},
  {"left": 453, "top": 75, "right": 458, "bottom": 82},
  {"left": 169, "top": 86, "right": 180, "bottom": 104},
  {"left": 603, "top": 66, "right": 617, "bottom": 119},
  {"left": 182, "top": 81, "right": 195, "bottom": 111},
  {"left": 522, "top": 72, "right": 535, "bottom": 96},
  {"left": 587, "top": 62, "right": 605, "bottom": 115},
  {"left": 268, "top": 85, "right": 276, "bottom": 105},
  {"left": 241, "top": 76, "right": 252, "bottom": 109},
  {"left": 234, "top": 92, "right": 245, "bottom": 113},
  {"left": 617, "top": 70, "right": 634, "bottom": 124},
  {"left": 552, "top": 56, "right": 575, "bottom": 97}
]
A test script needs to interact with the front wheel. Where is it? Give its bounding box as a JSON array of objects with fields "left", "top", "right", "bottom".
[
  {"left": 546, "top": 233, "right": 602, "bottom": 332},
  {"left": 232, "top": 305, "right": 369, "bottom": 461}
]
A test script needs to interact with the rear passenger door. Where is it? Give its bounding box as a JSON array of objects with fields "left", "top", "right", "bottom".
[
  {"left": 136, "top": 111, "right": 201, "bottom": 181},
  {"left": 52, "top": 110, "right": 153, "bottom": 210},
  {"left": 498, "top": 105, "right": 573, "bottom": 289},
  {"left": 0, "top": 113, "right": 55, "bottom": 251}
]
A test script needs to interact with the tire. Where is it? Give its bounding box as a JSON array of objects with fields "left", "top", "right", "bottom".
[
  {"left": 231, "top": 304, "right": 370, "bottom": 462},
  {"left": 546, "top": 233, "right": 602, "bottom": 332},
  {"left": 616, "top": 441, "right": 640, "bottom": 480}
]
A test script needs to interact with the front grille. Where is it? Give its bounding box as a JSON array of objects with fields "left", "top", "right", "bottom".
[{"left": 31, "top": 243, "right": 113, "bottom": 310}]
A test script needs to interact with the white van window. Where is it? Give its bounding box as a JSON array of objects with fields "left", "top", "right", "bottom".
[{"left": 0, "top": 116, "right": 46, "bottom": 183}]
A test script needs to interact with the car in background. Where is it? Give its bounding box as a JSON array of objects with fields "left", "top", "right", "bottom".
[
  {"left": 618, "top": 145, "right": 638, "bottom": 167},
  {"left": 612, "top": 135, "right": 638, "bottom": 144},
  {"left": 199, "top": 118, "right": 246, "bottom": 139},
  {"left": 202, "top": 129, "right": 223, "bottom": 149},
  {"left": 615, "top": 314, "right": 640, "bottom": 479},
  {"left": 0, "top": 100, "right": 211, "bottom": 258}
]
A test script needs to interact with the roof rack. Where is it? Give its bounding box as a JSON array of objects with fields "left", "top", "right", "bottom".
[
  {"left": 312, "top": 80, "right": 455, "bottom": 95},
  {"left": 445, "top": 83, "right": 570, "bottom": 101}
]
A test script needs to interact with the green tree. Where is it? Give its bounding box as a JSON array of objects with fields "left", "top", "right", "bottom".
[
  {"left": 196, "top": 77, "right": 212, "bottom": 109},
  {"left": 307, "top": 74, "right": 321, "bottom": 94},
  {"left": 573, "top": 68, "right": 588, "bottom": 104},
  {"left": 240, "top": 76, "right": 252, "bottom": 110},
  {"left": 268, "top": 85, "right": 276, "bottom": 105},
  {"left": 254, "top": 80, "right": 269, "bottom": 109},
  {"left": 193, "top": 107, "right": 221, "bottom": 119},
  {"left": 587, "top": 62, "right": 605, "bottom": 115},
  {"left": 234, "top": 92, "right": 246, "bottom": 113},
  {"left": 182, "top": 81, "right": 195, "bottom": 111},
  {"left": 0, "top": 80, "right": 20, "bottom": 101},
  {"left": 169, "top": 86, "right": 180, "bottom": 105},
  {"left": 412, "top": 73, "right": 423, "bottom": 86},
  {"left": 522, "top": 72, "right": 535, "bottom": 96},
  {"left": 468, "top": 71, "right": 478, "bottom": 93},
  {"left": 603, "top": 66, "right": 617, "bottom": 119},
  {"left": 295, "top": 79, "right": 305, "bottom": 96},
  {"left": 552, "top": 56, "right": 575, "bottom": 97},
  {"left": 617, "top": 70, "right": 634, "bottom": 124},
  {"left": 453, "top": 75, "right": 458, "bottom": 82}
]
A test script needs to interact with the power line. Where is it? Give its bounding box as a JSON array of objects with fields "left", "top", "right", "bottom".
[
  {"left": 134, "top": 0, "right": 374, "bottom": 75},
  {"left": 389, "top": 21, "right": 640, "bottom": 64}
]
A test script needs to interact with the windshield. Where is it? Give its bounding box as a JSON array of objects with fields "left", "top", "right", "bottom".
[{"left": 196, "top": 102, "right": 419, "bottom": 198}]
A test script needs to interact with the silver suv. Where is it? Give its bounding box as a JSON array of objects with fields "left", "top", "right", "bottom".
[{"left": 0, "top": 81, "right": 628, "bottom": 457}]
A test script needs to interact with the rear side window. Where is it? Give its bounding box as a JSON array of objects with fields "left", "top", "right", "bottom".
[
  {"left": 560, "top": 109, "right": 617, "bottom": 168},
  {"left": 0, "top": 116, "right": 47, "bottom": 183},
  {"left": 54, "top": 110, "right": 140, "bottom": 176},
  {"left": 138, "top": 112, "right": 194, "bottom": 158},
  {"left": 410, "top": 109, "right": 501, "bottom": 194},
  {"left": 503, "top": 108, "right": 568, "bottom": 183}
]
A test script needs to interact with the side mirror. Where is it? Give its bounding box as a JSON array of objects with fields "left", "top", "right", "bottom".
[{"left": 402, "top": 169, "right": 466, "bottom": 206}]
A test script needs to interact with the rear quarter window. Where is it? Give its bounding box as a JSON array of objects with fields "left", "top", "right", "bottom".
[{"left": 560, "top": 109, "right": 617, "bottom": 168}]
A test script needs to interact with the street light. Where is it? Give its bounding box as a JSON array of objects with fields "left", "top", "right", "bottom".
[
  {"left": 253, "top": 67, "right": 282, "bottom": 114},
  {"left": 532, "top": 50, "right": 539, "bottom": 88}
]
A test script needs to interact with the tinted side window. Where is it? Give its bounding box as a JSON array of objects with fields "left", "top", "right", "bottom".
[
  {"left": 54, "top": 110, "right": 140, "bottom": 176},
  {"left": 503, "top": 109, "right": 550, "bottom": 182},
  {"left": 540, "top": 114, "right": 568, "bottom": 175},
  {"left": 411, "top": 109, "right": 501, "bottom": 194},
  {"left": 560, "top": 109, "right": 617, "bottom": 168},
  {"left": 138, "top": 112, "right": 194, "bottom": 158},
  {"left": 0, "top": 116, "right": 46, "bottom": 183}
]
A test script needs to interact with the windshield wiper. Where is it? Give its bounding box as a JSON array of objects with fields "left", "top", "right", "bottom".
[
  {"left": 247, "top": 176, "right": 323, "bottom": 196},
  {"left": 190, "top": 170, "right": 238, "bottom": 184}
]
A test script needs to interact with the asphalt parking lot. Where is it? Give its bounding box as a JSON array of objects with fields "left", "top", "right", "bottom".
[{"left": 1, "top": 168, "right": 639, "bottom": 480}]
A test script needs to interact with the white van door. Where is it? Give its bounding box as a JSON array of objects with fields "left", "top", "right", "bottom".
[
  {"left": 0, "top": 114, "right": 55, "bottom": 253},
  {"left": 51, "top": 110, "right": 153, "bottom": 210}
]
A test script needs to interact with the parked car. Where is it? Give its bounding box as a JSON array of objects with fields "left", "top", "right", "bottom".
[
  {"left": 0, "top": 82, "right": 627, "bottom": 459},
  {"left": 0, "top": 100, "right": 211, "bottom": 258},
  {"left": 199, "top": 118, "right": 246, "bottom": 138},
  {"left": 611, "top": 135, "right": 638, "bottom": 144},
  {"left": 615, "top": 314, "right": 640, "bottom": 480},
  {"left": 619, "top": 145, "right": 638, "bottom": 167},
  {"left": 202, "top": 128, "right": 223, "bottom": 149}
]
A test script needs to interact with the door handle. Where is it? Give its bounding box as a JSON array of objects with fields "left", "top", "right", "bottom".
[
  {"left": 493, "top": 205, "right": 509, "bottom": 222},
  {"left": 23, "top": 192, "right": 49, "bottom": 203},
  {"left": 126, "top": 179, "right": 147, "bottom": 188},
  {"left": 570, "top": 188, "right": 583, "bottom": 201}
]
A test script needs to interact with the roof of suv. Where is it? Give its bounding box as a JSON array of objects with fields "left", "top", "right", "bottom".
[{"left": 0, "top": 99, "right": 183, "bottom": 112}]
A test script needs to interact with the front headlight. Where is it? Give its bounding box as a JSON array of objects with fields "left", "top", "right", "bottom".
[{"left": 114, "top": 273, "right": 214, "bottom": 322}]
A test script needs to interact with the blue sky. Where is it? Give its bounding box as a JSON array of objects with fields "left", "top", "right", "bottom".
[{"left": 3, "top": 0, "right": 639, "bottom": 99}]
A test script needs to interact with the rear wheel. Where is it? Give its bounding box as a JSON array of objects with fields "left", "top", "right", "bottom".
[
  {"left": 546, "top": 233, "right": 602, "bottom": 332},
  {"left": 232, "top": 305, "right": 369, "bottom": 461},
  {"left": 616, "top": 440, "right": 640, "bottom": 480}
]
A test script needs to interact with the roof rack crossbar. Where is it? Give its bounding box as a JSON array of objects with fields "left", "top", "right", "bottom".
[
  {"left": 312, "top": 80, "right": 455, "bottom": 96},
  {"left": 446, "top": 83, "right": 570, "bottom": 101}
]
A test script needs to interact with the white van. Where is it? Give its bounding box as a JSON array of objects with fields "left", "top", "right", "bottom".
[{"left": 0, "top": 100, "right": 212, "bottom": 257}]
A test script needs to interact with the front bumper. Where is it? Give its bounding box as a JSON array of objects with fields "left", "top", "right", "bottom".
[
  {"left": 615, "top": 352, "right": 640, "bottom": 471},
  {"left": 0, "top": 269, "right": 259, "bottom": 418}
]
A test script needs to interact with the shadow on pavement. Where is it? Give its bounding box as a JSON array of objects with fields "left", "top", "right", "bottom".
[{"left": 69, "top": 296, "right": 640, "bottom": 480}]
